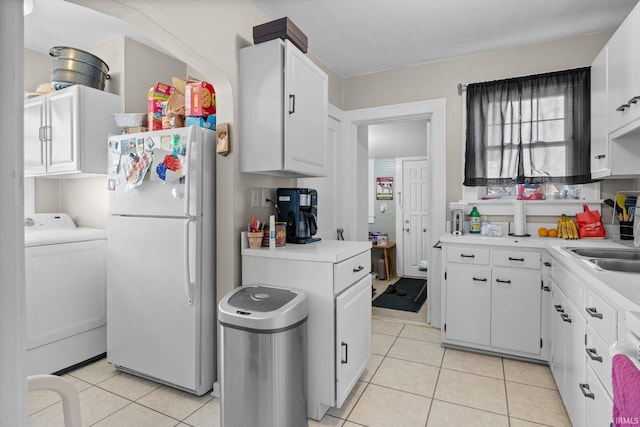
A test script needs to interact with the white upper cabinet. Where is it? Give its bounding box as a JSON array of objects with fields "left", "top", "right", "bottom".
[
  {"left": 606, "top": 10, "right": 636, "bottom": 136},
  {"left": 591, "top": 2, "right": 640, "bottom": 178},
  {"left": 24, "top": 85, "right": 121, "bottom": 177},
  {"left": 239, "top": 39, "right": 328, "bottom": 177}
]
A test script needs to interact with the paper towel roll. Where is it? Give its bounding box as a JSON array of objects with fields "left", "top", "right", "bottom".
[{"left": 514, "top": 200, "right": 526, "bottom": 236}]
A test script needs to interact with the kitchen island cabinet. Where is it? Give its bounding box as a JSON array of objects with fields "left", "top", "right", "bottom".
[
  {"left": 241, "top": 238, "right": 371, "bottom": 421},
  {"left": 239, "top": 38, "right": 328, "bottom": 178},
  {"left": 24, "top": 84, "right": 121, "bottom": 177}
]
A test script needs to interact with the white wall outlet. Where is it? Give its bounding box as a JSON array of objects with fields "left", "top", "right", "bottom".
[
  {"left": 261, "top": 188, "right": 274, "bottom": 208},
  {"left": 250, "top": 189, "right": 260, "bottom": 208}
]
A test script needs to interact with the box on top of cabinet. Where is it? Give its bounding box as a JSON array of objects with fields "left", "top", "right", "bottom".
[{"left": 253, "top": 17, "right": 308, "bottom": 53}]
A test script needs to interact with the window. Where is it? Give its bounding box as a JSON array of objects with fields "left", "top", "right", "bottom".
[{"left": 464, "top": 67, "right": 592, "bottom": 197}]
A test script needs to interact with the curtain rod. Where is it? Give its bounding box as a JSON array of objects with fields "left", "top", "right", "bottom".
[{"left": 457, "top": 83, "right": 467, "bottom": 96}]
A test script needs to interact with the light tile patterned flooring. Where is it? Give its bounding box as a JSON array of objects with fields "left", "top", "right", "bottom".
[{"left": 28, "top": 318, "right": 571, "bottom": 426}]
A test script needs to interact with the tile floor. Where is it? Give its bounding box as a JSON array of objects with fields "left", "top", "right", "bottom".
[
  {"left": 28, "top": 296, "right": 571, "bottom": 426},
  {"left": 28, "top": 317, "right": 571, "bottom": 427}
]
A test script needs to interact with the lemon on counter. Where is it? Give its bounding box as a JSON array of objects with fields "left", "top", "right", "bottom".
[
  {"left": 538, "top": 227, "right": 549, "bottom": 237},
  {"left": 548, "top": 228, "right": 558, "bottom": 237}
]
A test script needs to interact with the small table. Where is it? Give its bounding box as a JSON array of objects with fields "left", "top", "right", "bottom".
[{"left": 373, "top": 242, "right": 396, "bottom": 279}]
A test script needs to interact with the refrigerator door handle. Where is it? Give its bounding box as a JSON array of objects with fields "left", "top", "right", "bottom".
[{"left": 184, "top": 219, "right": 195, "bottom": 305}]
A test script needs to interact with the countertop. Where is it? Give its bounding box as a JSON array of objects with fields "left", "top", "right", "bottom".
[
  {"left": 241, "top": 235, "right": 372, "bottom": 263},
  {"left": 439, "top": 233, "right": 640, "bottom": 310}
]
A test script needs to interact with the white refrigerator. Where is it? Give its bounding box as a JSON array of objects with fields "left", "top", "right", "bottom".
[{"left": 106, "top": 126, "right": 216, "bottom": 395}]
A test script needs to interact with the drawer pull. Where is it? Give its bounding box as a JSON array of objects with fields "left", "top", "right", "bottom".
[
  {"left": 460, "top": 254, "right": 475, "bottom": 258},
  {"left": 542, "top": 286, "right": 550, "bottom": 292},
  {"left": 617, "top": 103, "right": 630, "bottom": 112},
  {"left": 561, "top": 313, "right": 572, "bottom": 323},
  {"left": 341, "top": 342, "right": 348, "bottom": 364},
  {"left": 543, "top": 261, "right": 552, "bottom": 267},
  {"left": 554, "top": 304, "right": 564, "bottom": 313},
  {"left": 586, "top": 347, "right": 603, "bottom": 363},
  {"left": 585, "top": 307, "right": 603, "bottom": 319},
  {"left": 508, "top": 257, "right": 525, "bottom": 262},
  {"left": 594, "top": 154, "right": 606, "bottom": 160},
  {"left": 629, "top": 95, "right": 640, "bottom": 104},
  {"left": 352, "top": 266, "right": 364, "bottom": 272},
  {"left": 472, "top": 277, "right": 488, "bottom": 282},
  {"left": 579, "top": 383, "right": 595, "bottom": 399},
  {"left": 495, "top": 279, "right": 512, "bottom": 284}
]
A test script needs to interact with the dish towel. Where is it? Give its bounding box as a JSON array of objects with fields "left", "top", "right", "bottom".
[{"left": 612, "top": 353, "right": 640, "bottom": 426}]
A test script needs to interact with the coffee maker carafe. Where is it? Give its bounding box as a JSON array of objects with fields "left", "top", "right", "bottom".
[
  {"left": 449, "top": 202, "right": 467, "bottom": 235},
  {"left": 276, "top": 188, "right": 320, "bottom": 244}
]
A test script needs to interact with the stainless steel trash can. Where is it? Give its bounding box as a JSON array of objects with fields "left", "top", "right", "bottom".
[{"left": 219, "top": 285, "right": 308, "bottom": 427}]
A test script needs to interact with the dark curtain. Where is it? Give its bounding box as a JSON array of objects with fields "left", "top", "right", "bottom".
[{"left": 464, "top": 67, "right": 591, "bottom": 186}]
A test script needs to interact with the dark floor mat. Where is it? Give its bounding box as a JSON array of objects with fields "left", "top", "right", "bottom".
[{"left": 372, "top": 278, "right": 427, "bottom": 312}]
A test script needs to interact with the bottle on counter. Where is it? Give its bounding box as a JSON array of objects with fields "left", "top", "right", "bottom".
[{"left": 469, "top": 205, "right": 481, "bottom": 234}]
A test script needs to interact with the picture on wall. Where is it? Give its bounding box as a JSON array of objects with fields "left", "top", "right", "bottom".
[{"left": 376, "top": 177, "right": 393, "bottom": 200}]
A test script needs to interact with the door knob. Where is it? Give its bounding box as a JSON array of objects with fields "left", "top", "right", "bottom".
[{"left": 423, "top": 228, "right": 427, "bottom": 232}]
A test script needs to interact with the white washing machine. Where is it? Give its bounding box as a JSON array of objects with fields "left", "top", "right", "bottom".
[{"left": 24, "top": 213, "right": 107, "bottom": 375}]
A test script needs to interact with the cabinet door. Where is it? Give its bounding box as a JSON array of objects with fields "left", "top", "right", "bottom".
[
  {"left": 607, "top": 19, "right": 633, "bottom": 134},
  {"left": 335, "top": 275, "right": 371, "bottom": 408},
  {"left": 590, "top": 47, "right": 610, "bottom": 178},
  {"left": 445, "top": 264, "right": 491, "bottom": 346},
  {"left": 284, "top": 40, "right": 328, "bottom": 177},
  {"left": 550, "top": 282, "right": 567, "bottom": 395},
  {"left": 583, "top": 365, "right": 613, "bottom": 427},
  {"left": 47, "top": 88, "right": 78, "bottom": 174},
  {"left": 24, "top": 97, "right": 47, "bottom": 175},
  {"left": 491, "top": 268, "right": 541, "bottom": 355},
  {"left": 564, "top": 299, "right": 587, "bottom": 427}
]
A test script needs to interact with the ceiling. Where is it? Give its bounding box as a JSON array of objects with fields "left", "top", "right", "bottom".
[{"left": 24, "top": 0, "right": 640, "bottom": 78}]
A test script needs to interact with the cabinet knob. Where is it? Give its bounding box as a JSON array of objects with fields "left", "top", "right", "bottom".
[
  {"left": 628, "top": 95, "right": 640, "bottom": 105},
  {"left": 586, "top": 347, "right": 603, "bottom": 363},
  {"left": 543, "top": 261, "right": 552, "bottom": 267},
  {"left": 585, "top": 307, "right": 603, "bottom": 319},
  {"left": 579, "top": 383, "right": 595, "bottom": 399},
  {"left": 561, "top": 313, "right": 572, "bottom": 323},
  {"left": 554, "top": 304, "right": 564, "bottom": 313},
  {"left": 616, "top": 103, "right": 630, "bottom": 112},
  {"left": 352, "top": 266, "right": 364, "bottom": 272},
  {"left": 594, "top": 154, "right": 606, "bottom": 160}
]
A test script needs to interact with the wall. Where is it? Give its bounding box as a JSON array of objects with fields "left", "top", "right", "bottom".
[
  {"left": 369, "top": 159, "right": 396, "bottom": 242},
  {"left": 342, "top": 31, "right": 615, "bottom": 206}
]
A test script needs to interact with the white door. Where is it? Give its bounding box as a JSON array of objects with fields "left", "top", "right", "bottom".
[
  {"left": 47, "top": 87, "right": 77, "bottom": 174},
  {"left": 401, "top": 159, "right": 429, "bottom": 277},
  {"left": 107, "top": 216, "right": 200, "bottom": 391},
  {"left": 24, "top": 96, "right": 47, "bottom": 175},
  {"left": 490, "top": 268, "right": 541, "bottom": 354},
  {"left": 284, "top": 40, "right": 328, "bottom": 177},
  {"left": 335, "top": 275, "right": 371, "bottom": 407},
  {"left": 298, "top": 108, "right": 340, "bottom": 240},
  {"left": 444, "top": 264, "right": 491, "bottom": 346}
]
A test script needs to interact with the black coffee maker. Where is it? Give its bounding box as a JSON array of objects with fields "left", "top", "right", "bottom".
[{"left": 276, "top": 188, "right": 320, "bottom": 244}]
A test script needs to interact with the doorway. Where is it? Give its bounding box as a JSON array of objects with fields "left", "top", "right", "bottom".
[{"left": 343, "top": 99, "right": 446, "bottom": 327}]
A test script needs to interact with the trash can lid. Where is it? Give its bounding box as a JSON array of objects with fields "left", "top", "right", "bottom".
[{"left": 218, "top": 285, "right": 307, "bottom": 331}]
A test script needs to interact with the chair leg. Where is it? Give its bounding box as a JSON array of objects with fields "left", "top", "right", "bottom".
[{"left": 28, "top": 375, "right": 82, "bottom": 427}]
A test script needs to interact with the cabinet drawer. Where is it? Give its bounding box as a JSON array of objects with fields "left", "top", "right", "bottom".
[
  {"left": 334, "top": 251, "right": 370, "bottom": 294},
  {"left": 446, "top": 246, "right": 489, "bottom": 265},
  {"left": 493, "top": 249, "right": 541, "bottom": 269},
  {"left": 585, "top": 290, "right": 617, "bottom": 344},
  {"left": 586, "top": 325, "right": 613, "bottom": 397}
]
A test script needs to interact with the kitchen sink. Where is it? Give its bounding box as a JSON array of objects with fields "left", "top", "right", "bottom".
[
  {"left": 568, "top": 247, "right": 640, "bottom": 260},
  {"left": 589, "top": 258, "right": 640, "bottom": 273}
]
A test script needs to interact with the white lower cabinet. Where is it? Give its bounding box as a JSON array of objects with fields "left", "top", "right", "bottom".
[
  {"left": 444, "top": 264, "right": 491, "bottom": 346},
  {"left": 335, "top": 276, "right": 371, "bottom": 406},
  {"left": 241, "top": 240, "right": 372, "bottom": 421},
  {"left": 549, "top": 260, "right": 616, "bottom": 427},
  {"left": 442, "top": 243, "right": 544, "bottom": 359}
]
